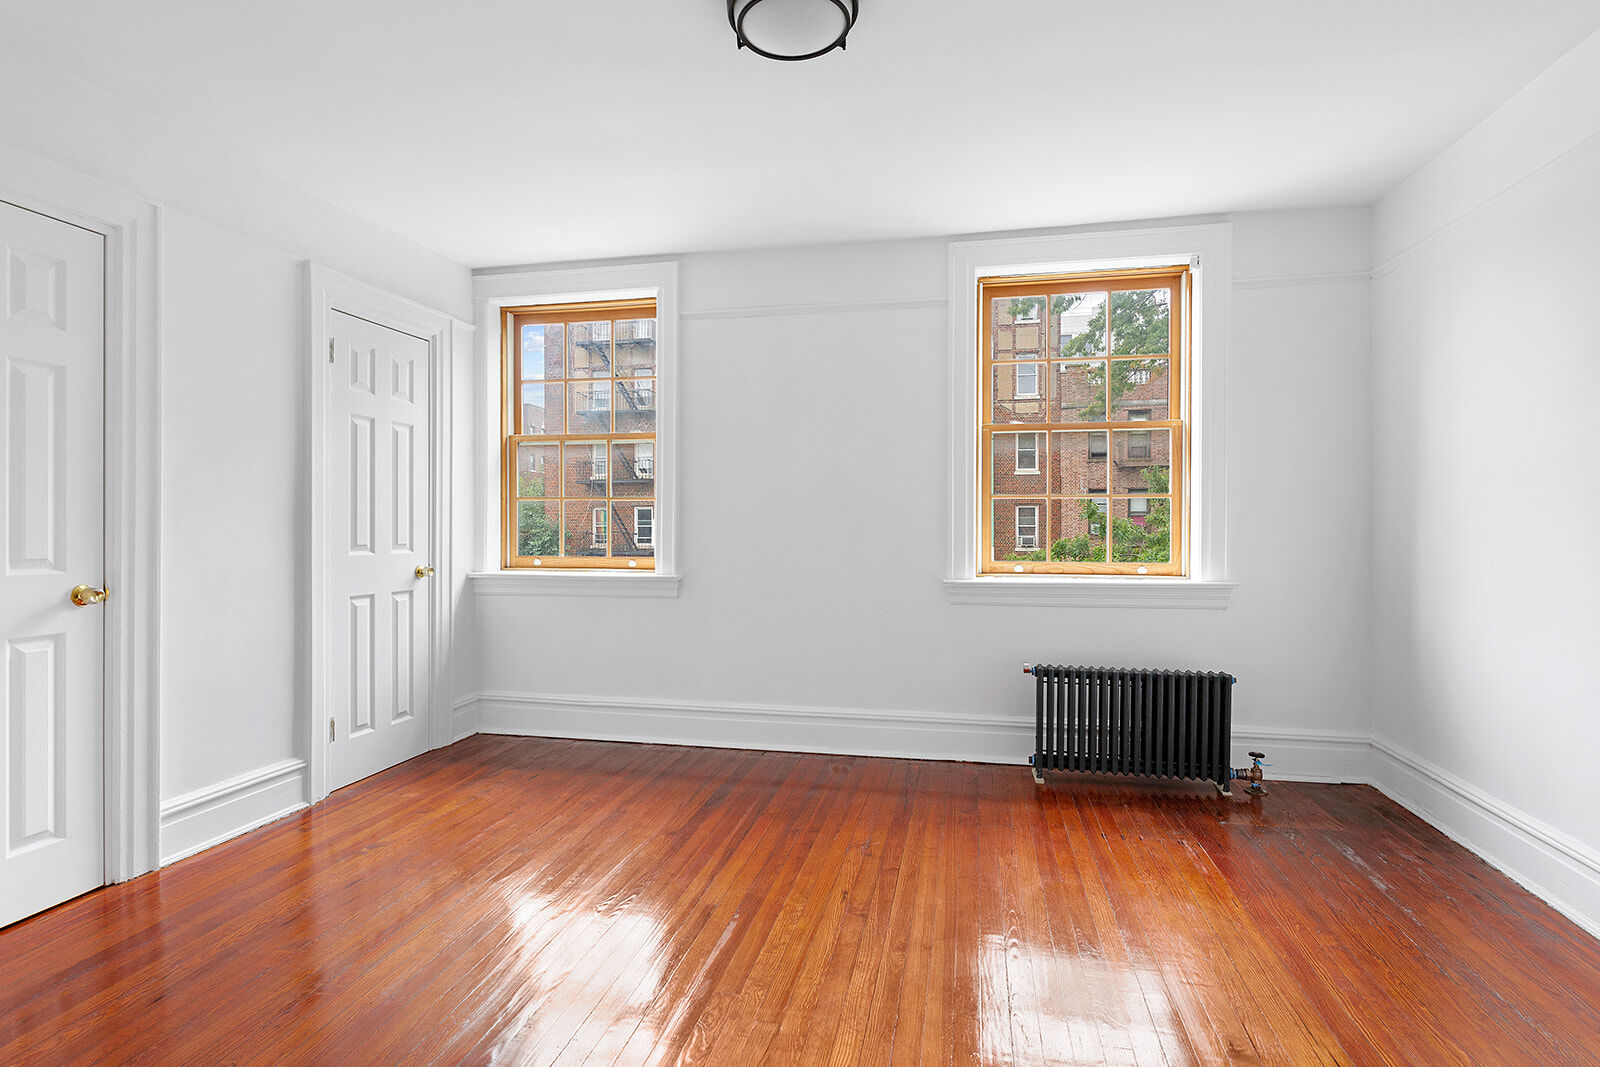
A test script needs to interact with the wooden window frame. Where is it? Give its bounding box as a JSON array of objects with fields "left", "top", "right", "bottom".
[
  {"left": 978, "top": 265, "right": 1189, "bottom": 577},
  {"left": 501, "top": 297, "right": 658, "bottom": 570}
]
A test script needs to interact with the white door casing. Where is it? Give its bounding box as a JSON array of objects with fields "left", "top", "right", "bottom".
[
  {"left": 325, "top": 310, "right": 434, "bottom": 791},
  {"left": 1, "top": 200, "right": 105, "bottom": 927}
]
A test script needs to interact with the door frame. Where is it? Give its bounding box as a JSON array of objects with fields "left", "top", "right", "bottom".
[
  {"left": 305, "top": 264, "right": 458, "bottom": 803},
  {"left": 0, "top": 143, "right": 163, "bottom": 884}
]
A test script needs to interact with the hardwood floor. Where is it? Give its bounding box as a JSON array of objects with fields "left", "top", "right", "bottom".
[{"left": 2, "top": 736, "right": 1598, "bottom": 1065}]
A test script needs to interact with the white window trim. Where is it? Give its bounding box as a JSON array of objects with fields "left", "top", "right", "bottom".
[
  {"left": 471, "top": 260, "right": 680, "bottom": 598},
  {"left": 1013, "top": 362, "right": 1040, "bottom": 399},
  {"left": 1013, "top": 431, "right": 1039, "bottom": 475},
  {"left": 636, "top": 506, "right": 654, "bottom": 548},
  {"left": 945, "top": 222, "right": 1234, "bottom": 608},
  {"left": 1015, "top": 505, "right": 1039, "bottom": 550}
]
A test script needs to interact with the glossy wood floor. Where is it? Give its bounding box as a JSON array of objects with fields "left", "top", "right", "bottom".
[{"left": 3, "top": 737, "right": 1599, "bottom": 1065}]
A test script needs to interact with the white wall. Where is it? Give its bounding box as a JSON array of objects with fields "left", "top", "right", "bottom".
[
  {"left": 471, "top": 209, "right": 1374, "bottom": 775},
  {"left": 1370, "top": 29, "right": 1600, "bottom": 932},
  {"left": 0, "top": 41, "right": 472, "bottom": 857}
]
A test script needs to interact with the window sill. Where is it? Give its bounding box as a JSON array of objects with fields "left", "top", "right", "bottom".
[
  {"left": 469, "top": 571, "right": 681, "bottom": 599},
  {"left": 943, "top": 577, "right": 1235, "bottom": 609}
]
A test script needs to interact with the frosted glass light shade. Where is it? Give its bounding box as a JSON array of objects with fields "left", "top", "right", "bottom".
[{"left": 728, "top": 0, "right": 859, "bottom": 61}]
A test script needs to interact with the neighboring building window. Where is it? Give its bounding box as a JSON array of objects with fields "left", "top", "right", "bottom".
[
  {"left": 503, "top": 298, "right": 658, "bottom": 568},
  {"left": 636, "top": 506, "right": 654, "bottom": 548},
  {"left": 981, "top": 266, "right": 1186, "bottom": 575},
  {"left": 1015, "top": 432, "right": 1039, "bottom": 474},
  {"left": 1015, "top": 363, "right": 1040, "bottom": 399},
  {"left": 1015, "top": 505, "right": 1039, "bottom": 550}
]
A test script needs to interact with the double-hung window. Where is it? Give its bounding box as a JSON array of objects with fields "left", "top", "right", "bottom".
[
  {"left": 503, "top": 298, "right": 658, "bottom": 568},
  {"left": 981, "top": 266, "right": 1187, "bottom": 575}
]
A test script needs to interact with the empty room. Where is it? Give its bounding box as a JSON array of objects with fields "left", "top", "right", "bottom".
[{"left": 2, "top": 2, "right": 1599, "bottom": 1063}]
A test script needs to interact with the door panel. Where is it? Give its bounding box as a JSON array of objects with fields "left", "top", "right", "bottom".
[
  {"left": 327, "top": 311, "right": 432, "bottom": 792},
  {"left": 0, "top": 200, "right": 105, "bottom": 928}
]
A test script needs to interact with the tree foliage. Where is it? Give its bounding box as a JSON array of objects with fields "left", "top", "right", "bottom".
[
  {"left": 1009, "top": 467, "right": 1171, "bottom": 565},
  {"left": 515, "top": 474, "right": 564, "bottom": 557}
]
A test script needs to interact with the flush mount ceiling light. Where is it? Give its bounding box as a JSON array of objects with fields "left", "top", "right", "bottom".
[{"left": 728, "top": 0, "right": 859, "bottom": 62}]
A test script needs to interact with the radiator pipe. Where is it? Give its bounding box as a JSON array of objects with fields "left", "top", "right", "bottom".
[{"left": 1023, "top": 663, "right": 1238, "bottom": 685}]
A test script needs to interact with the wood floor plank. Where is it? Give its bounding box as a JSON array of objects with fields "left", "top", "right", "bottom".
[{"left": 3, "top": 737, "right": 1599, "bottom": 1066}]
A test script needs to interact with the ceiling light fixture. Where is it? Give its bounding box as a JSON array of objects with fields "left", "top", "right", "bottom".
[{"left": 728, "top": 0, "right": 858, "bottom": 62}]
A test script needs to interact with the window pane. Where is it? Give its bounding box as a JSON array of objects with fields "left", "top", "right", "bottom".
[
  {"left": 561, "top": 440, "right": 608, "bottom": 498},
  {"left": 569, "top": 381, "right": 612, "bottom": 434},
  {"left": 1108, "top": 359, "right": 1170, "bottom": 422},
  {"left": 616, "top": 500, "right": 656, "bottom": 558},
  {"left": 991, "top": 364, "right": 1046, "bottom": 424},
  {"left": 615, "top": 318, "right": 656, "bottom": 377},
  {"left": 515, "top": 441, "right": 559, "bottom": 497},
  {"left": 565, "top": 501, "right": 609, "bottom": 557},
  {"left": 1050, "top": 430, "right": 1109, "bottom": 496},
  {"left": 614, "top": 377, "right": 656, "bottom": 434},
  {"left": 567, "top": 320, "right": 613, "bottom": 377},
  {"left": 992, "top": 296, "right": 1046, "bottom": 361},
  {"left": 1049, "top": 361, "right": 1107, "bottom": 423},
  {"left": 1053, "top": 498, "right": 1109, "bottom": 563},
  {"left": 610, "top": 441, "right": 655, "bottom": 498},
  {"left": 1113, "top": 496, "right": 1171, "bottom": 563},
  {"left": 520, "top": 322, "right": 564, "bottom": 382},
  {"left": 521, "top": 382, "right": 564, "bottom": 436},
  {"left": 991, "top": 432, "right": 1046, "bottom": 496},
  {"left": 1109, "top": 289, "right": 1171, "bottom": 355},
  {"left": 1051, "top": 291, "right": 1107, "bottom": 358},
  {"left": 1112, "top": 428, "right": 1170, "bottom": 496},
  {"left": 992, "top": 498, "right": 1047, "bottom": 562},
  {"left": 516, "top": 499, "right": 563, "bottom": 558}
]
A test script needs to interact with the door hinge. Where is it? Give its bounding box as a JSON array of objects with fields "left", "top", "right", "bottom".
[
  {"left": 328, "top": 338, "right": 336, "bottom": 364},
  {"left": 329, "top": 717, "right": 336, "bottom": 742}
]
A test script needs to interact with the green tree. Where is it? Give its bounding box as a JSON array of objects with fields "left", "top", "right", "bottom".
[
  {"left": 515, "top": 474, "right": 563, "bottom": 557},
  {"left": 1007, "top": 466, "right": 1171, "bottom": 564},
  {"left": 1054, "top": 291, "right": 1168, "bottom": 419}
]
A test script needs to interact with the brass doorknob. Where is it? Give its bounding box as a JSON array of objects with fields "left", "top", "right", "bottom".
[
  {"left": 415, "top": 565, "right": 436, "bottom": 579},
  {"left": 70, "top": 584, "right": 109, "bottom": 607}
]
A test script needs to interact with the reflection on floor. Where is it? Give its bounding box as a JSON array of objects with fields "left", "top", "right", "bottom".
[{"left": 3, "top": 735, "right": 1598, "bottom": 1065}]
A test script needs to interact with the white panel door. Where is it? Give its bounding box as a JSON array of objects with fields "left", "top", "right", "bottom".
[
  {"left": 0, "top": 200, "right": 105, "bottom": 928},
  {"left": 327, "top": 310, "right": 433, "bottom": 792}
]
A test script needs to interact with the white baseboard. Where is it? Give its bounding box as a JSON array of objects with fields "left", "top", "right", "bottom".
[
  {"left": 1370, "top": 738, "right": 1600, "bottom": 942},
  {"left": 159, "top": 758, "right": 308, "bottom": 866},
  {"left": 471, "top": 690, "right": 1367, "bottom": 783},
  {"left": 450, "top": 693, "right": 480, "bottom": 742}
]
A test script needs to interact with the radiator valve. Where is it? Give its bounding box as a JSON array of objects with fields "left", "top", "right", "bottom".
[{"left": 1232, "top": 751, "right": 1269, "bottom": 796}]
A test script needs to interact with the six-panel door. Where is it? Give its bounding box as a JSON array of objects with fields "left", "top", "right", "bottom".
[
  {"left": 0, "top": 200, "right": 106, "bottom": 927},
  {"left": 326, "top": 310, "right": 433, "bottom": 792}
]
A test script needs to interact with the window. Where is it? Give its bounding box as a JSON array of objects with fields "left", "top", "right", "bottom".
[
  {"left": 1015, "top": 505, "right": 1039, "bottom": 550},
  {"left": 980, "top": 266, "right": 1187, "bottom": 575},
  {"left": 1015, "top": 363, "right": 1039, "bottom": 399},
  {"left": 503, "top": 298, "right": 658, "bottom": 568},
  {"left": 1015, "top": 432, "right": 1039, "bottom": 474}
]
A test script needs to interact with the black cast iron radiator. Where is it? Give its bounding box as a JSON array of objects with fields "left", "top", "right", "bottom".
[{"left": 1024, "top": 665, "right": 1236, "bottom": 794}]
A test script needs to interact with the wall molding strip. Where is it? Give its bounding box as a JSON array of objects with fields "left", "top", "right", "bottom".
[{"left": 158, "top": 758, "right": 308, "bottom": 866}]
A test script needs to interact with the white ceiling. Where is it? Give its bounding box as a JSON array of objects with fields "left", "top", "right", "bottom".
[{"left": 3, "top": 1, "right": 1597, "bottom": 268}]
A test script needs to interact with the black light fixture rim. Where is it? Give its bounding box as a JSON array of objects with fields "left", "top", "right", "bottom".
[{"left": 728, "top": 0, "right": 859, "bottom": 62}]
